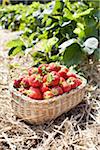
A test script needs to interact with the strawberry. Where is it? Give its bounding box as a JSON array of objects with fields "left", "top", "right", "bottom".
[
  {"left": 59, "top": 77, "right": 65, "bottom": 85},
  {"left": 21, "top": 77, "right": 30, "bottom": 88},
  {"left": 51, "top": 86, "right": 63, "bottom": 96},
  {"left": 29, "top": 74, "right": 43, "bottom": 88},
  {"left": 61, "top": 81, "right": 71, "bottom": 93},
  {"left": 27, "top": 87, "right": 43, "bottom": 100},
  {"left": 14, "top": 76, "right": 24, "bottom": 88},
  {"left": 58, "top": 67, "right": 69, "bottom": 79},
  {"left": 74, "top": 78, "right": 82, "bottom": 86},
  {"left": 38, "top": 64, "right": 49, "bottom": 76},
  {"left": 46, "top": 71, "right": 60, "bottom": 87},
  {"left": 14, "top": 79, "right": 21, "bottom": 88},
  {"left": 43, "top": 74, "right": 48, "bottom": 83},
  {"left": 28, "top": 67, "right": 38, "bottom": 76},
  {"left": 43, "top": 91, "right": 54, "bottom": 99},
  {"left": 48, "top": 62, "right": 61, "bottom": 72},
  {"left": 66, "top": 72, "right": 77, "bottom": 78},
  {"left": 67, "top": 77, "right": 81, "bottom": 89},
  {"left": 41, "top": 83, "right": 50, "bottom": 93}
]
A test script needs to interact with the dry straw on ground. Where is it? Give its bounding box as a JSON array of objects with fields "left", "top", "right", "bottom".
[{"left": 0, "top": 30, "right": 100, "bottom": 150}]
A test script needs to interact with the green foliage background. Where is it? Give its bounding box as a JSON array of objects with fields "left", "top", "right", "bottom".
[{"left": 0, "top": 0, "right": 99, "bottom": 66}]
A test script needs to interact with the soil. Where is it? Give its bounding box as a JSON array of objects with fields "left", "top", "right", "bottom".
[{"left": 0, "top": 30, "right": 100, "bottom": 150}]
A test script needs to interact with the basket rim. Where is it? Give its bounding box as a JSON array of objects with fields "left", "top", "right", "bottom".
[{"left": 10, "top": 75, "right": 87, "bottom": 104}]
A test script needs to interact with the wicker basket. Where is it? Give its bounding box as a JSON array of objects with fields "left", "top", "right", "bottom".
[{"left": 10, "top": 76, "right": 87, "bottom": 124}]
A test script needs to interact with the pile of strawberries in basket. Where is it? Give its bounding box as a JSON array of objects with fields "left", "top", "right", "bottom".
[{"left": 13, "top": 63, "right": 82, "bottom": 100}]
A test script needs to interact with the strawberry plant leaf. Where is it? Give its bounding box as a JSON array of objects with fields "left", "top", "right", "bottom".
[
  {"left": 94, "top": 48, "right": 100, "bottom": 61},
  {"left": 63, "top": 43, "right": 83, "bottom": 66},
  {"left": 8, "top": 46, "right": 23, "bottom": 56},
  {"left": 52, "top": 0, "right": 64, "bottom": 15},
  {"left": 7, "top": 38, "right": 24, "bottom": 48}
]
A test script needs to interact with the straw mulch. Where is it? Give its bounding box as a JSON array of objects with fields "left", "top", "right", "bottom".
[{"left": 0, "top": 30, "right": 100, "bottom": 150}]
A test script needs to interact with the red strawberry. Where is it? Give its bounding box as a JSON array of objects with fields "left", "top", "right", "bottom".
[
  {"left": 14, "top": 76, "right": 24, "bottom": 88},
  {"left": 28, "top": 67, "right": 38, "bottom": 76},
  {"left": 46, "top": 71, "right": 60, "bottom": 87},
  {"left": 38, "top": 64, "right": 49, "bottom": 75},
  {"left": 21, "top": 77, "right": 30, "bottom": 88},
  {"left": 14, "top": 80, "right": 21, "bottom": 88},
  {"left": 27, "top": 87, "right": 43, "bottom": 100},
  {"left": 48, "top": 62, "right": 61, "bottom": 72},
  {"left": 74, "top": 78, "right": 82, "bottom": 86},
  {"left": 43, "top": 91, "right": 54, "bottom": 99},
  {"left": 29, "top": 74, "right": 42, "bottom": 88},
  {"left": 58, "top": 67, "right": 69, "bottom": 79},
  {"left": 67, "top": 77, "right": 80, "bottom": 89},
  {"left": 66, "top": 72, "right": 77, "bottom": 78},
  {"left": 41, "top": 83, "right": 49, "bottom": 93},
  {"left": 51, "top": 86, "right": 63, "bottom": 96},
  {"left": 61, "top": 81, "right": 71, "bottom": 93},
  {"left": 43, "top": 74, "right": 48, "bottom": 83}
]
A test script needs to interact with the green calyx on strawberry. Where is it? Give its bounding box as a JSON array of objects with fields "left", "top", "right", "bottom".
[
  {"left": 51, "top": 86, "right": 63, "bottom": 96},
  {"left": 48, "top": 62, "right": 61, "bottom": 72},
  {"left": 46, "top": 71, "right": 60, "bottom": 87},
  {"left": 59, "top": 77, "right": 65, "bottom": 85},
  {"left": 38, "top": 64, "right": 49, "bottom": 75},
  {"left": 43, "top": 91, "right": 54, "bottom": 99},
  {"left": 27, "top": 87, "right": 43, "bottom": 100},
  {"left": 29, "top": 74, "right": 42, "bottom": 88}
]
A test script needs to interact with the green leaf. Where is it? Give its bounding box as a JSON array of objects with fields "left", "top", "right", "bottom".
[
  {"left": 46, "top": 37, "right": 58, "bottom": 53},
  {"left": 64, "top": 0, "right": 72, "bottom": 11},
  {"left": 46, "top": 18, "right": 52, "bottom": 27},
  {"left": 63, "top": 43, "right": 83, "bottom": 66},
  {"left": 7, "top": 38, "right": 24, "bottom": 48},
  {"left": 53, "top": 0, "right": 64, "bottom": 14},
  {"left": 74, "top": 27, "right": 85, "bottom": 38},
  {"left": 8, "top": 46, "right": 22, "bottom": 56},
  {"left": 50, "top": 55, "right": 59, "bottom": 62},
  {"left": 84, "top": 16, "right": 98, "bottom": 38},
  {"left": 73, "top": 8, "right": 94, "bottom": 19},
  {"left": 63, "top": 8, "right": 73, "bottom": 20},
  {"left": 94, "top": 48, "right": 100, "bottom": 60}
]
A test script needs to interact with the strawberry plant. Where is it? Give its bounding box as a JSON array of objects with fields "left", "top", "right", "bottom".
[{"left": 0, "top": 0, "right": 99, "bottom": 66}]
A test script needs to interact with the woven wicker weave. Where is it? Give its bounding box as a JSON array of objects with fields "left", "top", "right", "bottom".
[{"left": 10, "top": 76, "right": 87, "bottom": 124}]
